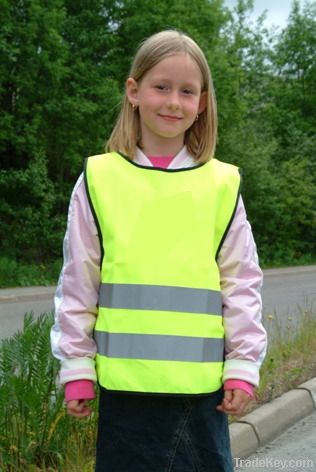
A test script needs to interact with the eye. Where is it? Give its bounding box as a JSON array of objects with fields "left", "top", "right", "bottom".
[
  {"left": 155, "top": 84, "right": 168, "bottom": 91},
  {"left": 182, "top": 88, "right": 194, "bottom": 95}
]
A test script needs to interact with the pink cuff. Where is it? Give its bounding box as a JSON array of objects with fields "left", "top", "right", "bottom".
[
  {"left": 224, "top": 379, "right": 254, "bottom": 398},
  {"left": 65, "top": 380, "right": 96, "bottom": 402}
]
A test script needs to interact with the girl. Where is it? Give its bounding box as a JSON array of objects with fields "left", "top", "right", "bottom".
[{"left": 51, "top": 30, "right": 267, "bottom": 472}]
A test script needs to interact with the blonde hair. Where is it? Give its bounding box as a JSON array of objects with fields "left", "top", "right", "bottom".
[{"left": 106, "top": 30, "right": 217, "bottom": 163}]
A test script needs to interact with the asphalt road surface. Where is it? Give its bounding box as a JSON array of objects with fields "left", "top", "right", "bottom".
[
  {"left": 234, "top": 411, "right": 316, "bottom": 471},
  {"left": 0, "top": 265, "right": 315, "bottom": 342},
  {"left": 0, "top": 297, "right": 54, "bottom": 341},
  {"left": 261, "top": 266, "right": 316, "bottom": 343}
]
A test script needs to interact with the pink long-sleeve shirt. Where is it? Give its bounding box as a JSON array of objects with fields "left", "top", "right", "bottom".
[{"left": 51, "top": 147, "right": 267, "bottom": 401}]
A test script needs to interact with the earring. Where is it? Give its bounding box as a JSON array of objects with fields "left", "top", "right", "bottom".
[
  {"left": 195, "top": 114, "right": 199, "bottom": 122},
  {"left": 132, "top": 104, "right": 137, "bottom": 112}
]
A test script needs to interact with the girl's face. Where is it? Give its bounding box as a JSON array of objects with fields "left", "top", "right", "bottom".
[{"left": 126, "top": 53, "right": 206, "bottom": 156}]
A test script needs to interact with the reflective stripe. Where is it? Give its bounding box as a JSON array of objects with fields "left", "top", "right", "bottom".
[
  {"left": 94, "top": 331, "right": 224, "bottom": 362},
  {"left": 99, "top": 283, "right": 222, "bottom": 315}
]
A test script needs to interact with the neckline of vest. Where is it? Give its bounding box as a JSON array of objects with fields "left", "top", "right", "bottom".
[{"left": 115, "top": 152, "right": 209, "bottom": 173}]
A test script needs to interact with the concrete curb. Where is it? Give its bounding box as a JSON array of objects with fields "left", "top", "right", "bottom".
[
  {"left": 0, "top": 286, "right": 55, "bottom": 303},
  {"left": 229, "top": 378, "right": 316, "bottom": 459},
  {"left": 263, "top": 265, "right": 316, "bottom": 277}
]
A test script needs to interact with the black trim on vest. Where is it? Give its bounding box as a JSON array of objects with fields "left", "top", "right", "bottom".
[
  {"left": 98, "top": 383, "right": 222, "bottom": 398},
  {"left": 84, "top": 158, "right": 105, "bottom": 265},
  {"left": 215, "top": 168, "right": 242, "bottom": 261},
  {"left": 116, "top": 151, "right": 207, "bottom": 172}
]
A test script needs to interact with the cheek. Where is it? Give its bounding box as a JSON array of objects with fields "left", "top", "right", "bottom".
[
  {"left": 140, "top": 91, "right": 162, "bottom": 108},
  {"left": 183, "top": 98, "right": 200, "bottom": 115}
]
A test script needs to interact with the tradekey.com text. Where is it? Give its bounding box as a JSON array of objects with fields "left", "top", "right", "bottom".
[{"left": 234, "top": 457, "right": 314, "bottom": 469}]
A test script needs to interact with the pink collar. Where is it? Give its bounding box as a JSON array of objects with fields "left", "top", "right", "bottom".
[{"left": 147, "top": 155, "right": 175, "bottom": 169}]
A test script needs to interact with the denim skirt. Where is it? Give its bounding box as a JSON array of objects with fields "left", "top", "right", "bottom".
[{"left": 95, "top": 387, "right": 233, "bottom": 472}]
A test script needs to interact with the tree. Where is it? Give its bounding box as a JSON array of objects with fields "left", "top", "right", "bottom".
[
  {"left": 270, "top": 0, "right": 316, "bottom": 160},
  {"left": 266, "top": 1, "right": 316, "bottom": 259},
  {"left": 1, "top": 0, "right": 315, "bottom": 266},
  {"left": 0, "top": 0, "right": 121, "bottom": 260}
]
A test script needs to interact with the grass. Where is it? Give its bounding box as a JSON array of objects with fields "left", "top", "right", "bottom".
[
  {"left": 240, "top": 306, "right": 316, "bottom": 417},
  {"left": 259, "top": 253, "right": 316, "bottom": 269},
  {"left": 0, "top": 308, "right": 316, "bottom": 471},
  {"left": 0, "top": 257, "right": 61, "bottom": 288}
]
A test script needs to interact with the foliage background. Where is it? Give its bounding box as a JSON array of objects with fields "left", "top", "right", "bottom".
[
  {"left": 0, "top": 3, "right": 315, "bottom": 468},
  {"left": 1, "top": 0, "right": 315, "bottom": 271}
]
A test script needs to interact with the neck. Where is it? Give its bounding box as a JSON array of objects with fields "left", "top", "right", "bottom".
[
  {"left": 140, "top": 135, "right": 185, "bottom": 158},
  {"left": 142, "top": 143, "right": 183, "bottom": 159}
]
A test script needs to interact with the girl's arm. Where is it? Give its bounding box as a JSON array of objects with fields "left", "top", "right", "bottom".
[
  {"left": 218, "top": 196, "right": 267, "bottom": 389},
  {"left": 50, "top": 174, "right": 101, "bottom": 393}
]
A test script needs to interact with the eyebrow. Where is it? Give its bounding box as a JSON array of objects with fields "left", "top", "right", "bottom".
[{"left": 150, "top": 76, "right": 201, "bottom": 89}]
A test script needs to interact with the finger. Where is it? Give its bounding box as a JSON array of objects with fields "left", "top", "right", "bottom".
[
  {"left": 216, "top": 390, "right": 233, "bottom": 413},
  {"left": 66, "top": 400, "right": 92, "bottom": 418},
  {"left": 223, "top": 390, "right": 233, "bottom": 403},
  {"left": 217, "top": 403, "right": 243, "bottom": 415},
  {"left": 68, "top": 409, "right": 91, "bottom": 418},
  {"left": 231, "top": 391, "right": 251, "bottom": 410},
  {"left": 225, "top": 397, "right": 250, "bottom": 416},
  {"left": 67, "top": 406, "right": 92, "bottom": 417},
  {"left": 218, "top": 390, "right": 252, "bottom": 415},
  {"left": 221, "top": 390, "right": 234, "bottom": 411}
]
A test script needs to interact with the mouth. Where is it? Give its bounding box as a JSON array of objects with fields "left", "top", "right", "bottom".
[{"left": 158, "top": 114, "right": 182, "bottom": 122}]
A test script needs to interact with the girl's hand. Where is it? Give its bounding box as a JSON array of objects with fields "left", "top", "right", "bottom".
[
  {"left": 66, "top": 399, "right": 93, "bottom": 418},
  {"left": 216, "top": 389, "right": 251, "bottom": 416}
]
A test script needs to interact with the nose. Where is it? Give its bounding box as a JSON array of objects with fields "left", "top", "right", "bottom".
[{"left": 167, "top": 90, "right": 180, "bottom": 110}]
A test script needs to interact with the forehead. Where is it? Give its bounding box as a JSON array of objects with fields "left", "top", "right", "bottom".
[{"left": 144, "top": 53, "right": 203, "bottom": 85}]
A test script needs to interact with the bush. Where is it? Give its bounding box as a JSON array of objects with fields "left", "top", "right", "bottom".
[
  {"left": 0, "top": 257, "right": 62, "bottom": 288},
  {"left": 0, "top": 313, "right": 97, "bottom": 471},
  {"left": 0, "top": 152, "right": 64, "bottom": 263}
]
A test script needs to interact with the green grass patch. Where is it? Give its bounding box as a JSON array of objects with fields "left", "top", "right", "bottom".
[
  {"left": 260, "top": 253, "right": 316, "bottom": 269},
  {"left": 0, "top": 257, "right": 62, "bottom": 288},
  {"left": 240, "top": 307, "right": 316, "bottom": 417},
  {"left": 257, "top": 309, "right": 316, "bottom": 404}
]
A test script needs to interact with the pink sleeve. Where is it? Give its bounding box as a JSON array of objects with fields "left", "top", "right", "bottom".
[
  {"left": 65, "top": 380, "right": 96, "bottom": 402},
  {"left": 224, "top": 379, "right": 254, "bottom": 398},
  {"left": 50, "top": 174, "right": 100, "bottom": 385},
  {"left": 218, "top": 196, "right": 267, "bottom": 387}
]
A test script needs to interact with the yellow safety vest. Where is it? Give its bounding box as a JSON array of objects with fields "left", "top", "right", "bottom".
[{"left": 84, "top": 152, "right": 240, "bottom": 395}]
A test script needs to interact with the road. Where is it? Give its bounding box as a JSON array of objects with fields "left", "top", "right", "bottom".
[
  {"left": 261, "top": 266, "right": 316, "bottom": 343},
  {"left": 234, "top": 411, "right": 316, "bottom": 471},
  {"left": 0, "top": 298, "right": 54, "bottom": 341},
  {"left": 0, "top": 265, "right": 315, "bottom": 342},
  {"left": 0, "top": 287, "right": 54, "bottom": 341}
]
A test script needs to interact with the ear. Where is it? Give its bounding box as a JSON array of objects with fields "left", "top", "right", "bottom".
[
  {"left": 126, "top": 77, "right": 139, "bottom": 107},
  {"left": 198, "top": 91, "right": 207, "bottom": 114}
]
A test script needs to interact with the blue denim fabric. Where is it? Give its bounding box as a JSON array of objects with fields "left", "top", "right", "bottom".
[{"left": 95, "top": 387, "right": 233, "bottom": 472}]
